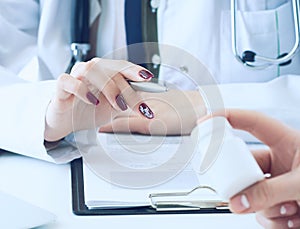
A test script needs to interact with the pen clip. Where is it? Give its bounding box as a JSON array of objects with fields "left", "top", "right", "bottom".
[{"left": 149, "top": 185, "right": 229, "bottom": 211}]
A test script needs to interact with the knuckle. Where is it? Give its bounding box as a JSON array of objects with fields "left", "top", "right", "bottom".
[
  {"left": 57, "top": 74, "right": 69, "bottom": 88},
  {"left": 83, "top": 58, "right": 104, "bottom": 77},
  {"left": 90, "top": 57, "right": 101, "bottom": 63},
  {"left": 57, "top": 73, "right": 69, "bottom": 82},
  {"left": 254, "top": 181, "right": 273, "bottom": 208},
  {"left": 72, "top": 80, "right": 83, "bottom": 94},
  {"left": 70, "top": 62, "right": 85, "bottom": 75},
  {"left": 58, "top": 74, "right": 82, "bottom": 95},
  {"left": 86, "top": 58, "right": 98, "bottom": 69},
  {"left": 72, "top": 60, "right": 98, "bottom": 77},
  {"left": 117, "top": 59, "right": 128, "bottom": 66},
  {"left": 88, "top": 57, "right": 103, "bottom": 70}
]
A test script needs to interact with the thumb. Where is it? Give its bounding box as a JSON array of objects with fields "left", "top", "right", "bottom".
[{"left": 229, "top": 169, "right": 300, "bottom": 213}]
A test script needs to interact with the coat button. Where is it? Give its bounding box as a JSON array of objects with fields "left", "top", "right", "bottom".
[
  {"left": 152, "top": 54, "right": 161, "bottom": 69},
  {"left": 150, "top": 0, "right": 160, "bottom": 12},
  {"left": 179, "top": 65, "right": 189, "bottom": 74}
]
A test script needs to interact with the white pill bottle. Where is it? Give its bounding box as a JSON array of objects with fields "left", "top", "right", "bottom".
[{"left": 191, "top": 116, "right": 265, "bottom": 200}]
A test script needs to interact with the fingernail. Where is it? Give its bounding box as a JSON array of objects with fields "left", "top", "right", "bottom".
[
  {"left": 241, "top": 194, "right": 250, "bottom": 209},
  {"left": 139, "top": 103, "right": 154, "bottom": 119},
  {"left": 231, "top": 194, "right": 250, "bottom": 213},
  {"left": 280, "top": 205, "right": 287, "bottom": 215},
  {"left": 139, "top": 70, "right": 154, "bottom": 79},
  {"left": 116, "top": 94, "right": 128, "bottom": 111},
  {"left": 86, "top": 92, "right": 99, "bottom": 105},
  {"left": 288, "top": 220, "right": 294, "bottom": 228}
]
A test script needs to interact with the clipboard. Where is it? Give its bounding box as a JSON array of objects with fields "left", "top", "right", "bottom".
[{"left": 70, "top": 158, "right": 231, "bottom": 216}]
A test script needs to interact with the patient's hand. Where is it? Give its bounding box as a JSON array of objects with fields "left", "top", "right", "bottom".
[
  {"left": 223, "top": 109, "right": 300, "bottom": 229},
  {"left": 99, "top": 89, "right": 206, "bottom": 135}
]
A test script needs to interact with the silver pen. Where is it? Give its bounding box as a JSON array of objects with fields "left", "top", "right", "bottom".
[{"left": 128, "top": 81, "right": 168, "bottom": 93}]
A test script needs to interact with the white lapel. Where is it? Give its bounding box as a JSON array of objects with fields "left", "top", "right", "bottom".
[{"left": 37, "top": 0, "right": 101, "bottom": 80}]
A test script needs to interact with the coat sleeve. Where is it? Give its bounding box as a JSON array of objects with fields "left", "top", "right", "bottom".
[
  {"left": 208, "top": 75, "right": 300, "bottom": 141},
  {"left": 0, "top": 1, "right": 79, "bottom": 163},
  {"left": 217, "top": 75, "right": 300, "bottom": 128},
  {"left": 199, "top": 75, "right": 300, "bottom": 142},
  {"left": 0, "top": 79, "right": 80, "bottom": 163}
]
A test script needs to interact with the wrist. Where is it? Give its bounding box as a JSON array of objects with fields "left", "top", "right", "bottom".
[
  {"left": 186, "top": 90, "right": 207, "bottom": 120},
  {"left": 44, "top": 121, "right": 71, "bottom": 142},
  {"left": 44, "top": 108, "right": 72, "bottom": 142}
]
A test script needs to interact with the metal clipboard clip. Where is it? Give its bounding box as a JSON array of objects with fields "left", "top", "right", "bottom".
[{"left": 149, "top": 186, "right": 229, "bottom": 211}]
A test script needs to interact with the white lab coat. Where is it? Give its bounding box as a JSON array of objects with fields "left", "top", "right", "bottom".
[{"left": 0, "top": 0, "right": 299, "bottom": 163}]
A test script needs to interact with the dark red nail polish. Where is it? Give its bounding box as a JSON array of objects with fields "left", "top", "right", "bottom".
[
  {"left": 86, "top": 92, "right": 99, "bottom": 105},
  {"left": 116, "top": 94, "right": 128, "bottom": 111},
  {"left": 139, "top": 103, "right": 154, "bottom": 119},
  {"left": 139, "top": 70, "right": 154, "bottom": 79}
]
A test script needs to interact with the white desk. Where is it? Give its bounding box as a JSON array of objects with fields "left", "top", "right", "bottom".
[{"left": 0, "top": 152, "right": 262, "bottom": 229}]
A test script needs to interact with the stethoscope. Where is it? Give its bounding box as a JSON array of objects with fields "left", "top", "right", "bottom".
[
  {"left": 68, "top": 0, "right": 90, "bottom": 69},
  {"left": 69, "top": 0, "right": 300, "bottom": 71},
  {"left": 231, "top": 0, "right": 300, "bottom": 69},
  {"left": 68, "top": 0, "right": 160, "bottom": 76}
]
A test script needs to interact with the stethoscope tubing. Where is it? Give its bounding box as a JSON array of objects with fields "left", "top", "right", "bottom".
[{"left": 231, "top": 0, "right": 300, "bottom": 69}]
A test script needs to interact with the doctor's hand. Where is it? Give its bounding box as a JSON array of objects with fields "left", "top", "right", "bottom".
[
  {"left": 222, "top": 109, "right": 300, "bottom": 229},
  {"left": 99, "top": 89, "right": 206, "bottom": 135},
  {"left": 44, "top": 58, "right": 155, "bottom": 142}
]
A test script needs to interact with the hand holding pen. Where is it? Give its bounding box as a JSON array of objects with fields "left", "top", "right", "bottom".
[{"left": 44, "top": 58, "right": 164, "bottom": 142}]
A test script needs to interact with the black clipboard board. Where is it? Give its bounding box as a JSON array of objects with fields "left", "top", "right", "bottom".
[{"left": 70, "top": 158, "right": 231, "bottom": 216}]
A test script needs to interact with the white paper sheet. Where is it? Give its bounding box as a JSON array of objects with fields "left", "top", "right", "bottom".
[{"left": 82, "top": 133, "right": 218, "bottom": 208}]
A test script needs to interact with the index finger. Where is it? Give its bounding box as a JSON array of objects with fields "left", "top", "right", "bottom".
[
  {"left": 71, "top": 58, "right": 154, "bottom": 83},
  {"left": 70, "top": 59, "right": 154, "bottom": 111},
  {"left": 113, "top": 75, "right": 155, "bottom": 119},
  {"left": 224, "top": 109, "right": 293, "bottom": 147}
]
